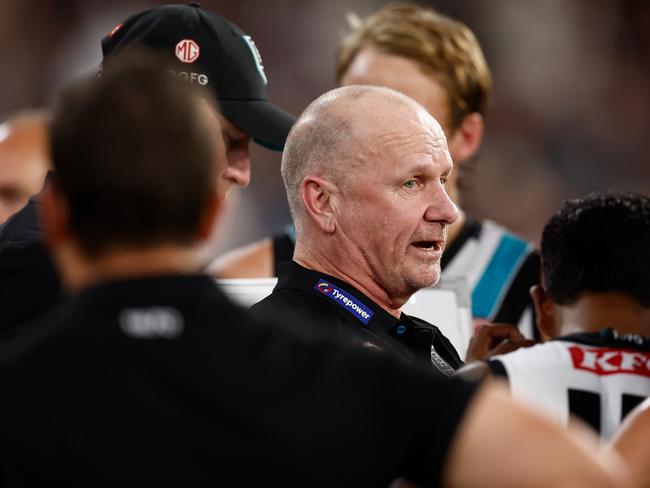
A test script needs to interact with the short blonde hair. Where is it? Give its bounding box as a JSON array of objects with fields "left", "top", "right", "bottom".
[{"left": 336, "top": 2, "right": 492, "bottom": 130}]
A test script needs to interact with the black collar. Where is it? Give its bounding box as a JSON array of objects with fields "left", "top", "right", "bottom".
[
  {"left": 553, "top": 328, "right": 650, "bottom": 352},
  {"left": 275, "top": 261, "right": 403, "bottom": 335}
]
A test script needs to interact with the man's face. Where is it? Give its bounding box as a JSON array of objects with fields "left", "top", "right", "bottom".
[
  {"left": 335, "top": 104, "right": 459, "bottom": 301},
  {"left": 198, "top": 100, "right": 251, "bottom": 198},
  {"left": 0, "top": 121, "right": 49, "bottom": 223},
  {"left": 340, "top": 46, "right": 463, "bottom": 203}
]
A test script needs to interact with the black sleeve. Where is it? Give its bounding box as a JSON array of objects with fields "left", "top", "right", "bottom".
[
  {"left": 399, "top": 375, "right": 479, "bottom": 486},
  {"left": 0, "top": 203, "right": 63, "bottom": 340}
]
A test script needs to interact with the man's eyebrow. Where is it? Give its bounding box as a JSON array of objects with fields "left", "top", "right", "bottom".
[{"left": 399, "top": 160, "right": 452, "bottom": 176}]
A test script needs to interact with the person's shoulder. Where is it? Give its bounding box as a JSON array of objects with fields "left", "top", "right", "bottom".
[
  {"left": 479, "top": 218, "right": 534, "bottom": 245},
  {"left": 251, "top": 286, "right": 326, "bottom": 317},
  {"left": 489, "top": 341, "right": 570, "bottom": 381},
  {"left": 250, "top": 287, "right": 348, "bottom": 343},
  {"left": 0, "top": 299, "right": 78, "bottom": 378},
  {"left": 0, "top": 198, "right": 43, "bottom": 248}
]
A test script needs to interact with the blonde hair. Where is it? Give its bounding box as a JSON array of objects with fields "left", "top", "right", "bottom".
[{"left": 336, "top": 2, "right": 492, "bottom": 130}]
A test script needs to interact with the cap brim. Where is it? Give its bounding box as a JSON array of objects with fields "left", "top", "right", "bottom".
[{"left": 219, "top": 100, "right": 294, "bottom": 151}]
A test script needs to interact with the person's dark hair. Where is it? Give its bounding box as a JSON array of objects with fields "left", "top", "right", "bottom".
[
  {"left": 541, "top": 192, "right": 650, "bottom": 307},
  {"left": 49, "top": 50, "right": 216, "bottom": 257}
]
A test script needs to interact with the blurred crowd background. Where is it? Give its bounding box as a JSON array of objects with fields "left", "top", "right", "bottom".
[{"left": 2, "top": 0, "right": 648, "bottom": 252}]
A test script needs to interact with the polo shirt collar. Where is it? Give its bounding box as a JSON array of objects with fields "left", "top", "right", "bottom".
[{"left": 275, "top": 260, "right": 403, "bottom": 335}]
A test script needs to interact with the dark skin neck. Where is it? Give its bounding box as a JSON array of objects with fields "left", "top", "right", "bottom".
[{"left": 556, "top": 292, "right": 650, "bottom": 338}]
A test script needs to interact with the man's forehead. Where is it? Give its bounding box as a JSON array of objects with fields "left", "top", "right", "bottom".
[{"left": 363, "top": 123, "right": 447, "bottom": 158}]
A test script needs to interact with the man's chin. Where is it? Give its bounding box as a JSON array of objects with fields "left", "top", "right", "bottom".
[{"left": 404, "top": 269, "right": 440, "bottom": 295}]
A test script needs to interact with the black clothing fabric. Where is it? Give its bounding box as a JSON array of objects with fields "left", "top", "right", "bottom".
[
  {"left": 271, "top": 230, "right": 294, "bottom": 275},
  {"left": 0, "top": 274, "right": 476, "bottom": 486},
  {"left": 0, "top": 177, "right": 63, "bottom": 340},
  {"left": 251, "top": 261, "right": 464, "bottom": 375},
  {"left": 552, "top": 329, "right": 650, "bottom": 351}
]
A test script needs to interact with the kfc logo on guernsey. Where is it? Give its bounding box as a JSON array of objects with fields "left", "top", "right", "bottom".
[
  {"left": 314, "top": 279, "right": 374, "bottom": 325},
  {"left": 175, "top": 39, "right": 200, "bottom": 63},
  {"left": 569, "top": 346, "right": 650, "bottom": 377}
]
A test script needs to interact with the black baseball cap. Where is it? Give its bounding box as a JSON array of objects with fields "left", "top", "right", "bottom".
[{"left": 101, "top": 2, "right": 293, "bottom": 151}]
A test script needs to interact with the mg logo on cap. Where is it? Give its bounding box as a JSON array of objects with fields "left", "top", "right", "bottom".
[{"left": 175, "top": 39, "right": 200, "bottom": 63}]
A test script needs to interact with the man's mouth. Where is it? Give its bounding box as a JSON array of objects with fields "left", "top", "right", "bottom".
[{"left": 411, "top": 240, "right": 443, "bottom": 252}]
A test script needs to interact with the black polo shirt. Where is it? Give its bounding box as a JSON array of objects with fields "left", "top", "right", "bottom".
[
  {"left": 250, "top": 261, "right": 464, "bottom": 375},
  {"left": 0, "top": 273, "right": 477, "bottom": 486},
  {"left": 0, "top": 173, "right": 63, "bottom": 340}
]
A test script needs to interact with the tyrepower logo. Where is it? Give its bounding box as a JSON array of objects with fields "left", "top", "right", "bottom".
[
  {"left": 175, "top": 39, "right": 200, "bottom": 63},
  {"left": 316, "top": 281, "right": 333, "bottom": 294},
  {"left": 569, "top": 346, "right": 650, "bottom": 377},
  {"left": 314, "top": 278, "right": 374, "bottom": 325}
]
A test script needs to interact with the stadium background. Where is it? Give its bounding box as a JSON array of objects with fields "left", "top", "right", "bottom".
[{"left": 1, "top": 0, "right": 648, "bottom": 254}]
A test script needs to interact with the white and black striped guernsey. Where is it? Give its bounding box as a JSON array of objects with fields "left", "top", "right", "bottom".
[
  {"left": 489, "top": 329, "right": 650, "bottom": 439},
  {"left": 272, "top": 218, "right": 541, "bottom": 338},
  {"left": 439, "top": 218, "right": 540, "bottom": 337}
]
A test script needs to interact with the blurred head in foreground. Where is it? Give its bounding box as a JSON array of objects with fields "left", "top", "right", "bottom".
[{"left": 43, "top": 52, "right": 223, "bottom": 291}]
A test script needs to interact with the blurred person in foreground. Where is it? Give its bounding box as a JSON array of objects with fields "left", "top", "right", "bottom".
[
  {"left": 0, "top": 51, "right": 633, "bottom": 488},
  {"left": 608, "top": 398, "right": 650, "bottom": 488},
  {"left": 251, "top": 85, "right": 531, "bottom": 375},
  {"left": 458, "top": 192, "right": 650, "bottom": 439},
  {"left": 0, "top": 111, "right": 49, "bottom": 224},
  {"left": 0, "top": 3, "right": 293, "bottom": 338},
  {"left": 0, "top": 112, "right": 58, "bottom": 338},
  {"left": 213, "top": 3, "right": 541, "bottom": 339}
]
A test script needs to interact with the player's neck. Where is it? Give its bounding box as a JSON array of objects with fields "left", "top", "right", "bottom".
[{"left": 557, "top": 292, "right": 650, "bottom": 337}]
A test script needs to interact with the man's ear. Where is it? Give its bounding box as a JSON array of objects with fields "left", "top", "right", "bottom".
[
  {"left": 38, "top": 182, "right": 71, "bottom": 251},
  {"left": 530, "top": 285, "right": 558, "bottom": 341},
  {"left": 196, "top": 192, "right": 223, "bottom": 242},
  {"left": 447, "top": 112, "right": 484, "bottom": 164},
  {"left": 300, "top": 176, "right": 338, "bottom": 234}
]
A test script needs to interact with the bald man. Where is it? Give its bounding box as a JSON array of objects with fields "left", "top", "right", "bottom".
[
  {"left": 0, "top": 112, "right": 49, "bottom": 224},
  {"left": 253, "top": 86, "right": 527, "bottom": 370},
  {"left": 213, "top": 5, "right": 540, "bottom": 345},
  {"left": 251, "top": 85, "right": 469, "bottom": 373}
]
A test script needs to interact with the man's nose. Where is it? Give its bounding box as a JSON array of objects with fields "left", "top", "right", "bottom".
[{"left": 424, "top": 186, "right": 459, "bottom": 225}]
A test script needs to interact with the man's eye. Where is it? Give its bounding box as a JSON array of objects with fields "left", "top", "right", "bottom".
[
  {"left": 404, "top": 179, "right": 417, "bottom": 189},
  {"left": 441, "top": 177, "right": 448, "bottom": 186}
]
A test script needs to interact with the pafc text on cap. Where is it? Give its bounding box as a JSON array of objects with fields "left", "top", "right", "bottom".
[{"left": 101, "top": 3, "right": 293, "bottom": 150}]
